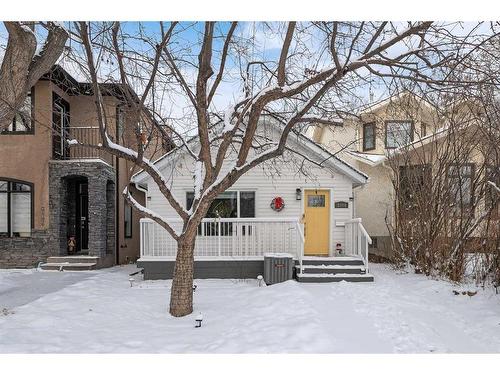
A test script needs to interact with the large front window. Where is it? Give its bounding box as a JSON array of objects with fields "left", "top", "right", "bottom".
[
  {"left": 385, "top": 121, "right": 413, "bottom": 149},
  {"left": 186, "top": 191, "right": 255, "bottom": 218},
  {"left": 0, "top": 180, "right": 33, "bottom": 237}
]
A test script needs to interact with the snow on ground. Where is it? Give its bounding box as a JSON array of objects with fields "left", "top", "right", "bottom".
[{"left": 1, "top": 264, "right": 500, "bottom": 353}]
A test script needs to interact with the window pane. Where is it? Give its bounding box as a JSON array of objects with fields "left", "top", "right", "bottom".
[
  {"left": 186, "top": 192, "right": 194, "bottom": 211},
  {"left": 364, "top": 124, "right": 375, "bottom": 150},
  {"left": 124, "top": 202, "right": 132, "bottom": 238},
  {"left": 4, "top": 93, "right": 32, "bottom": 132},
  {"left": 308, "top": 194, "right": 325, "bottom": 207},
  {"left": 19, "top": 93, "right": 32, "bottom": 131},
  {"left": 0, "top": 181, "right": 7, "bottom": 192},
  {"left": 12, "top": 182, "right": 31, "bottom": 192},
  {"left": 207, "top": 191, "right": 237, "bottom": 218},
  {"left": 117, "top": 106, "right": 125, "bottom": 139},
  {"left": 448, "top": 165, "right": 473, "bottom": 207},
  {"left": 386, "top": 122, "right": 412, "bottom": 148},
  {"left": 0, "top": 192, "right": 7, "bottom": 235},
  {"left": 11, "top": 192, "right": 31, "bottom": 237},
  {"left": 240, "top": 192, "right": 255, "bottom": 218}
]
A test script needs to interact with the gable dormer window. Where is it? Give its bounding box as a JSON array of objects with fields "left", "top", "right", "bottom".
[
  {"left": 385, "top": 120, "right": 414, "bottom": 149},
  {"left": 363, "top": 122, "right": 376, "bottom": 151}
]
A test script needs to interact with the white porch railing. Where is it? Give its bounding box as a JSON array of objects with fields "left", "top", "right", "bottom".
[
  {"left": 140, "top": 217, "right": 303, "bottom": 259},
  {"left": 344, "top": 218, "right": 372, "bottom": 272}
]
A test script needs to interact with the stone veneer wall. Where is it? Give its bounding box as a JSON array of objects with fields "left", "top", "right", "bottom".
[
  {"left": 0, "top": 230, "right": 56, "bottom": 268},
  {"left": 49, "top": 160, "right": 116, "bottom": 261},
  {"left": 0, "top": 160, "right": 117, "bottom": 268}
]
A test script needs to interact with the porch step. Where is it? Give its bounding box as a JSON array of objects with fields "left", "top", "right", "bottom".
[
  {"left": 46, "top": 256, "right": 99, "bottom": 264},
  {"left": 295, "top": 264, "right": 367, "bottom": 274},
  {"left": 296, "top": 272, "right": 374, "bottom": 283},
  {"left": 296, "top": 256, "right": 365, "bottom": 266},
  {"left": 40, "top": 262, "right": 97, "bottom": 271}
]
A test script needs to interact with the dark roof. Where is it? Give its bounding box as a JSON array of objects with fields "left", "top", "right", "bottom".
[{"left": 40, "top": 65, "right": 136, "bottom": 101}]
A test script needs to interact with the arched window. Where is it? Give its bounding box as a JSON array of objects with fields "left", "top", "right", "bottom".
[{"left": 0, "top": 179, "right": 33, "bottom": 238}]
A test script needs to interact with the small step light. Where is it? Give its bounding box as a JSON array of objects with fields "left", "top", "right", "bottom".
[{"left": 195, "top": 313, "right": 203, "bottom": 328}]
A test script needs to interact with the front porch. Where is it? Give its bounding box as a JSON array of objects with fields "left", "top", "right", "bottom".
[{"left": 138, "top": 217, "right": 373, "bottom": 281}]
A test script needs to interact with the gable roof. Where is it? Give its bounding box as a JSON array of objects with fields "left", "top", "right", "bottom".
[
  {"left": 40, "top": 65, "right": 138, "bottom": 101},
  {"left": 132, "top": 121, "right": 368, "bottom": 187},
  {"left": 359, "top": 90, "right": 437, "bottom": 115}
]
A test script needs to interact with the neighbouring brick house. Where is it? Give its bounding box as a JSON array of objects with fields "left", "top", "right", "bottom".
[{"left": 0, "top": 65, "right": 166, "bottom": 268}]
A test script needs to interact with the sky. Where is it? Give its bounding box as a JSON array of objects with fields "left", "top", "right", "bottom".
[{"left": 1, "top": 21, "right": 497, "bottom": 136}]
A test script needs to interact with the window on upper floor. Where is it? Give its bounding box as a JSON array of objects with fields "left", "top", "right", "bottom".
[
  {"left": 1, "top": 90, "right": 34, "bottom": 134},
  {"left": 362, "top": 122, "right": 376, "bottom": 151},
  {"left": 117, "top": 105, "right": 125, "bottom": 141},
  {"left": 385, "top": 121, "right": 414, "bottom": 149},
  {"left": 0, "top": 179, "right": 33, "bottom": 238}
]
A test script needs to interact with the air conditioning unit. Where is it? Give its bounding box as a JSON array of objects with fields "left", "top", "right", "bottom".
[{"left": 263, "top": 253, "right": 294, "bottom": 285}]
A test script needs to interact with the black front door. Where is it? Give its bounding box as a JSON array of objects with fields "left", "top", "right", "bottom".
[{"left": 76, "top": 182, "right": 89, "bottom": 252}]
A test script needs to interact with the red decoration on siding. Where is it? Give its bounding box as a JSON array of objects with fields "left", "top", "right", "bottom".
[{"left": 270, "top": 197, "right": 285, "bottom": 212}]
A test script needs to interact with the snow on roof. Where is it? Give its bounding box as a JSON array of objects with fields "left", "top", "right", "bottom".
[
  {"left": 347, "top": 151, "right": 387, "bottom": 166},
  {"left": 132, "top": 120, "right": 369, "bottom": 186},
  {"left": 358, "top": 90, "right": 437, "bottom": 115}
]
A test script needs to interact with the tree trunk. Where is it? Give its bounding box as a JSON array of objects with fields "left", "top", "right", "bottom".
[{"left": 169, "top": 233, "right": 196, "bottom": 317}]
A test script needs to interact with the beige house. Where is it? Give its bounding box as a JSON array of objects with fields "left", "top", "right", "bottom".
[
  {"left": 0, "top": 65, "right": 165, "bottom": 268},
  {"left": 309, "top": 92, "right": 497, "bottom": 257}
]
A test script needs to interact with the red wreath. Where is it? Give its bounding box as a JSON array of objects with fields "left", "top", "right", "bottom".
[{"left": 270, "top": 196, "right": 285, "bottom": 212}]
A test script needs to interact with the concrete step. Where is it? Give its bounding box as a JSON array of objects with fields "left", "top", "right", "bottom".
[
  {"left": 40, "top": 262, "right": 97, "bottom": 271},
  {"left": 46, "top": 256, "right": 99, "bottom": 264},
  {"left": 296, "top": 256, "right": 364, "bottom": 266},
  {"left": 295, "top": 264, "right": 366, "bottom": 274},
  {"left": 296, "top": 272, "right": 374, "bottom": 283}
]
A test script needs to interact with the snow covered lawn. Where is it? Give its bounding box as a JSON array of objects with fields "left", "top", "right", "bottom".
[{"left": 1, "top": 264, "right": 500, "bottom": 353}]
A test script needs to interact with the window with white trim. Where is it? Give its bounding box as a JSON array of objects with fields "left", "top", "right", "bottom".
[
  {"left": 0, "top": 180, "right": 33, "bottom": 237},
  {"left": 186, "top": 191, "right": 255, "bottom": 218}
]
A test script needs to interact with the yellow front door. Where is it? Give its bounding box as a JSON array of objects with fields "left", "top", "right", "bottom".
[{"left": 303, "top": 189, "right": 330, "bottom": 255}]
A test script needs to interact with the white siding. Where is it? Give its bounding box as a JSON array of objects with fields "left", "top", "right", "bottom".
[{"left": 142, "top": 134, "right": 359, "bottom": 255}]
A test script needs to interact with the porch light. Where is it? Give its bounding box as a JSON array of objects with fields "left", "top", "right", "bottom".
[
  {"left": 129, "top": 277, "right": 134, "bottom": 287},
  {"left": 296, "top": 188, "right": 302, "bottom": 200},
  {"left": 193, "top": 284, "right": 197, "bottom": 292},
  {"left": 195, "top": 313, "right": 203, "bottom": 328}
]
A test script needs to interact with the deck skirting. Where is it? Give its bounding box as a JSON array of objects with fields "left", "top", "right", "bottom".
[{"left": 137, "top": 258, "right": 265, "bottom": 280}]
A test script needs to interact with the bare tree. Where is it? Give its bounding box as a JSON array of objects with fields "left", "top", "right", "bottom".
[
  {"left": 67, "top": 21, "right": 496, "bottom": 316},
  {"left": 0, "top": 22, "right": 68, "bottom": 130}
]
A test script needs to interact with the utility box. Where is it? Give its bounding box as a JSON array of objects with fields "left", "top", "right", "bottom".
[{"left": 263, "top": 253, "right": 294, "bottom": 285}]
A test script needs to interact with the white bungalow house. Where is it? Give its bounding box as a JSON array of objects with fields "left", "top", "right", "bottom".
[{"left": 132, "top": 120, "right": 374, "bottom": 282}]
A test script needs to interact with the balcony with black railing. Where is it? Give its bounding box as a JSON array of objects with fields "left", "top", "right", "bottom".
[{"left": 52, "top": 126, "right": 114, "bottom": 166}]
